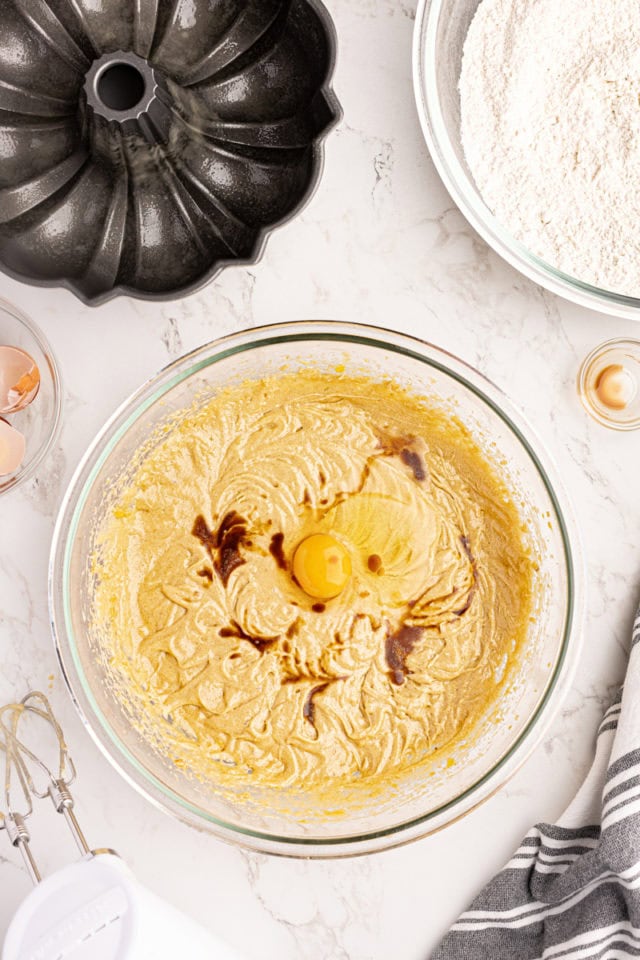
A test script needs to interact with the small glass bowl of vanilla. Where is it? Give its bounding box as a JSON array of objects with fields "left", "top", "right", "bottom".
[{"left": 578, "top": 339, "right": 640, "bottom": 431}]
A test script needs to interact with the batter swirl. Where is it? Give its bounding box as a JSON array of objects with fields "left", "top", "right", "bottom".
[{"left": 95, "top": 372, "right": 533, "bottom": 789}]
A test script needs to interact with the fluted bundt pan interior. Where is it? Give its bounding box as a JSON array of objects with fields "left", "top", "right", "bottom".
[{"left": 0, "top": 0, "right": 340, "bottom": 304}]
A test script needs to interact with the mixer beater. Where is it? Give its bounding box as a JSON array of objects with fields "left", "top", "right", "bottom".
[{"left": 0, "top": 692, "right": 242, "bottom": 960}]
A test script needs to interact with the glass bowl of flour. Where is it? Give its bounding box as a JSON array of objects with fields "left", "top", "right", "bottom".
[{"left": 413, "top": 0, "right": 640, "bottom": 319}]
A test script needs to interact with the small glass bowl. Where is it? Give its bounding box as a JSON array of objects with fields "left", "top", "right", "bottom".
[
  {"left": 578, "top": 339, "right": 640, "bottom": 431},
  {"left": 413, "top": 0, "right": 640, "bottom": 320},
  {"left": 0, "top": 299, "right": 62, "bottom": 495}
]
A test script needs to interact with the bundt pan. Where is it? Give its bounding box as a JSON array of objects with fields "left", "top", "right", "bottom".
[{"left": 0, "top": 0, "right": 340, "bottom": 304}]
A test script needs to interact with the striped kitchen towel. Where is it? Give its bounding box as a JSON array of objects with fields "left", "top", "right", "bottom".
[{"left": 433, "top": 604, "right": 640, "bottom": 960}]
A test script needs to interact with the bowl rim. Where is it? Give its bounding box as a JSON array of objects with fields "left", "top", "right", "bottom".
[
  {"left": 49, "top": 319, "right": 584, "bottom": 857},
  {"left": 0, "top": 297, "right": 63, "bottom": 495},
  {"left": 412, "top": 0, "right": 640, "bottom": 320}
]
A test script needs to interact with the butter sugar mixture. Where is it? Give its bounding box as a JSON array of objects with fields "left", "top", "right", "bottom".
[{"left": 94, "top": 372, "right": 534, "bottom": 790}]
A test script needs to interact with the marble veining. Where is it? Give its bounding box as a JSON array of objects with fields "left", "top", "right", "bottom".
[{"left": 0, "top": 0, "right": 639, "bottom": 956}]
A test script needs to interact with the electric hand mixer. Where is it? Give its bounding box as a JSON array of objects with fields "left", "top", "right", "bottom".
[{"left": 0, "top": 692, "right": 243, "bottom": 960}]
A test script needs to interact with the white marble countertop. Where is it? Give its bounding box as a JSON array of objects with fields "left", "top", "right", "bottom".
[{"left": 0, "top": 0, "right": 639, "bottom": 956}]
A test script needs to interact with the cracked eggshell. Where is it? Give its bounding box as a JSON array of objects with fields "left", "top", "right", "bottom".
[
  {"left": 0, "top": 346, "right": 40, "bottom": 413},
  {"left": 0, "top": 418, "right": 26, "bottom": 475}
]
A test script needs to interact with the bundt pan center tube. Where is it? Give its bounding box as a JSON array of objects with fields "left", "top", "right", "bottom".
[{"left": 0, "top": 0, "right": 340, "bottom": 304}]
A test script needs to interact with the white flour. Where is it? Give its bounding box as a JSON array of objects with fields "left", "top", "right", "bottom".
[{"left": 459, "top": 0, "right": 640, "bottom": 296}]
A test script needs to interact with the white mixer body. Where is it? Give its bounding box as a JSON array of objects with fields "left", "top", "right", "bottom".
[{"left": 2, "top": 853, "right": 244, "bottom": 960}]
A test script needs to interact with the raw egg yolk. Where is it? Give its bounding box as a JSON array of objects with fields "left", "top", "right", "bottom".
[{"left": 293, "top": 534, "right": 352, "bottom": 599}]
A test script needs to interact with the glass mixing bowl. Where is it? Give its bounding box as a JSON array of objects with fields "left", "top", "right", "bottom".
[
  {"left": 413, "top": 0, "right": 640, "bottom": 320},
  {"left": 50, "top": 321, "right": 583, "bottom": 857}
]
